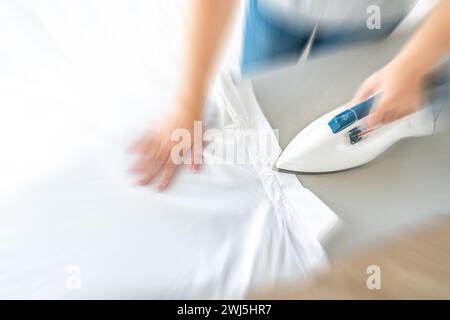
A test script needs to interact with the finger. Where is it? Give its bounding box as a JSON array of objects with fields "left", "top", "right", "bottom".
[
  {"left": 350, "top": 80, "right": 378, "bottom": 106},
  {"left": 129, "top": 140, "right": 161, "bottom": 173},
  {"left": 190, "top": 145, "right": 202, "bottom": 172},
  {"left": 137, "top": 149, "right": 170, "bottom": 185},
  {"left": 129, "top": 139, "right": 163, "bottom": 173},
  {"left": 365, "top": 110, "right": 385, "bottom": 128},
  {"left": 156, "top": 160, "right": 179, "bottom": 191},
  {"left": 136, "top": 160, "right": 164, "bottom": 185},
  {"left": 365, "top": 94, "right": 396, "bottom": 127}
]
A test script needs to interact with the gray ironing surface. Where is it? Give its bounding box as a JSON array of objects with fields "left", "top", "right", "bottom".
[{"left": 248, "top": 31, "right": 450, "bottom": 260}]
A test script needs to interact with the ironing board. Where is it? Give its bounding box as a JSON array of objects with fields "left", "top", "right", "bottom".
[{"left": 245, "top": 30, "right": 450, "bottom": 260}]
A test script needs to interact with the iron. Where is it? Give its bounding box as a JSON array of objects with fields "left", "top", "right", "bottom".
[
  {"left": 274, "top": 50, "right": 450, "bottom": 174},
  {"left": 274, "top": 93, "right": 438, "bottom": 174}
]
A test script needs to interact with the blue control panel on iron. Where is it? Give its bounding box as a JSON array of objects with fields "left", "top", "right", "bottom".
[{"left": 328, "top": 95, "right": 377, "bottom": 134}]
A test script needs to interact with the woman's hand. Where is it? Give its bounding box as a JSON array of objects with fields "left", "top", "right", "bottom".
[
  {"left": 129, "top": 99, "right": 203, "bottom": 191},
  {"left": 350, "top": 61, "right": 427, "bottom": 128},
  {"left": 351, "top": 0, "right": 450, "bottom": 128},
  {"left": 128, "top": 0, "right": 237, "bottom": 191}
]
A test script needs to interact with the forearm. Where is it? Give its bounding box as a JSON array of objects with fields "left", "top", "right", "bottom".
[
  {"left": 179, "top": 0, "right": 238, "bottom": 110},
  {"left": 393, "top": 0, "right": 450, "bottom": 76}
]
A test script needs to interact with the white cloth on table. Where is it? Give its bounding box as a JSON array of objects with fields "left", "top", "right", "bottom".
[{"left": 0, "top": 0, "right": 338, "bottom": 299}]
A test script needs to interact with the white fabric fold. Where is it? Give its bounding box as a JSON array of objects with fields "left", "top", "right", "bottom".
[{"left": 218, "top": 75, "right": 340, "bottom": 243}]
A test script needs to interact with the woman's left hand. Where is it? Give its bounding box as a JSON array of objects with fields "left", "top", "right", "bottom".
[{"left": 350, "top": 61, "right": 426, "bottom": 128}]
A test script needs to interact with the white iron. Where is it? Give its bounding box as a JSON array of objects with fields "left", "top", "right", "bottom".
[{"left": 274, "top": 93, "right": 439, "bottom": 174}]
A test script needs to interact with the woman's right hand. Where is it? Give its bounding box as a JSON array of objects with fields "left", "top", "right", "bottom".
[{"left": 350, "top": 61, "right": 426, "bottom": 128}]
